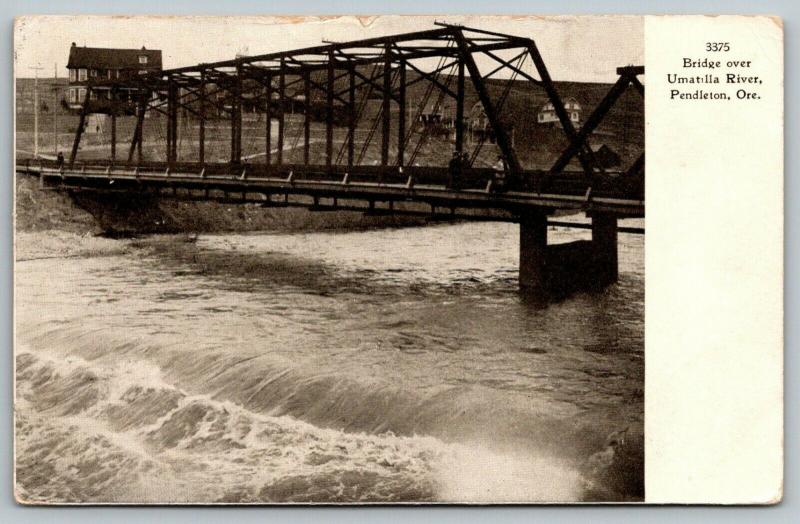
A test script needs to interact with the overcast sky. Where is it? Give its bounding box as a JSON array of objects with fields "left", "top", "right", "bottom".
[{"left": 15, "top": 15, "right": 642, "bottom": 82}]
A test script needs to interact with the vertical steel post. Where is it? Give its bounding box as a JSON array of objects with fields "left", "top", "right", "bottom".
[
  {"left": 265, "top": 75, "right": 272, "bottom": 165},
  {"left": 110, "top": 112, "right": 116, "bottom": 162},
  {"left": 173, "top": 81, "right": 179, "bottom": 165},
  {"left": 137, "top": 93, "right": 144, "bottom": 165},
  {"left": 277, "top": 58, "right": 285, "bottom": 165},
  {"left": 326, "top": 50, "right": 334, "bottom": 169},
  {"left": 53, "top": 63, "right": 58, "bottom": 156},
  {"left": 33, "top": 67, "right": 40, "bottom": 157},
  {"left": 348, "top": 66, "right": 356, "bottom": 168},
  {"left": 166, "top": 83, "right": 173, "bottom": 165},
  {"left": 397, "top": 59, "right": 406, "bottom": 166},
  {"left": 168, "top": 78, "right": 178, "bottom": 166},
  {"left": 381, "top": 43, "right": 391, "bottom": 166},
  {"left": 173, "top": 85, "right": 180, "bottom": 163},
  {"left": 303, "top": 72, "right": 311, "bottom": 165},
  {"left": 455, "top": 59, "right": 465, "bottom": 157},
  {"left": 109, "top": 86, "right": 117, "bottom": 163},
  {"left": 199, "top": 70, "right": 206, "bottom": 165},
  {"left": 231, "top": 64, "right": 242, "bottom": 164}
]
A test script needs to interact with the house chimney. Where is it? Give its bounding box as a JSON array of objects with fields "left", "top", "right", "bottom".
[
  {"left": 71, "top": 42, "right": 76, "bottom": 47},
  {"left": 141, "top": 46, "right": 146, "bottom": 50}
]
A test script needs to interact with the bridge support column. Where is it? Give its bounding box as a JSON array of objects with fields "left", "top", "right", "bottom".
[
  {"left": 519, "top": 211, "right": 620, "bottom": 295},
  {"left": 592, "top": 213, "right": 618, "bottom": 286},
  {"left": 519, "top": 211, "right": 548, "bottom": 291}
]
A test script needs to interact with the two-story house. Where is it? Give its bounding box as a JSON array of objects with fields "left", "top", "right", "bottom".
[
  {"left": 66, "top": 43, "right": 162, "bottom": 114},
  {"left": 537, "top": 97, "right": 582, "bottom": 126}
]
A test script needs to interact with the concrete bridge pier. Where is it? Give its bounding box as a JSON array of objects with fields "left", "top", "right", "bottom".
[
  {"left": 518, "top": 211, "right": 549, "bottom": 292},
  {"left": 591, "top": 213, "right": 619, "bottom": 287},
  {"left": 518, "top": 211, "right": 619, "bottom": 295}
]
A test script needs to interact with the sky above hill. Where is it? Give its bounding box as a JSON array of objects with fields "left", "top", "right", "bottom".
[{"left": 15, "top": 15, "right": 642, "bottom": 83}]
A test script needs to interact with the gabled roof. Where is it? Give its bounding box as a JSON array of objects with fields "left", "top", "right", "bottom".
[
  {"left": 540, "top": 97, "right": 582, "bottom": 112},
  {"left": 590, "top": 144, "right": 619, "bottom": 154},
  {"left": 67, "top": 45, "right": 162, "bottom": 69}
]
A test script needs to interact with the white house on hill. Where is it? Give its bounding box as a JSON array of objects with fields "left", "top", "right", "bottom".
[{"left": 537, "top": 97, "right": 581, "bottom": 125}]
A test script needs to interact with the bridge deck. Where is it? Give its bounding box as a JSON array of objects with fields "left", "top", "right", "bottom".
[{"left": 18, "top": 160, "right": 644, "bottom": 219}]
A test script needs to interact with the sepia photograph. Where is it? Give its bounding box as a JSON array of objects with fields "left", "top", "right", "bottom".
[{"left": 14, "top": 15, "right": 645, "bottom": 504}]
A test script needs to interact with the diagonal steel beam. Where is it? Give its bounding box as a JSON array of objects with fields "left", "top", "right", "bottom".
[
  {"left": 454, "top": 32, "right": 521, "bottom": 173},
  {"left": 550, "top": 71, "right": 639, "bottom": 174}
]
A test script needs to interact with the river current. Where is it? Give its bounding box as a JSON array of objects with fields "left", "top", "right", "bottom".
[{"left": 15, "top": 221, "right": 644, "bottom": 503}]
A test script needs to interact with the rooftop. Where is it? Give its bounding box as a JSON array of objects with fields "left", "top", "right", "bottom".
[{"left": 67, "top": 44, "right": 163, "bottom": 70}]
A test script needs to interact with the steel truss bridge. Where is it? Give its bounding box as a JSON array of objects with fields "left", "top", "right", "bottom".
[{"left": 18, "top": 23, "right": 644, "bottom": 293}]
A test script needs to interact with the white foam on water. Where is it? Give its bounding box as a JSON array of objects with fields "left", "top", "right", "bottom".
[
  {"left": 432, "top": 443, "right": 583, "bottom": 503},
  {"left": 15, "top": 344, "right": 594, "bottom": 503},
  {"left": 14, "top": 348, "right": 443, "bottom": 502},
  {"left": 16, "top": 330, "right": 615, "bottom": 503}
]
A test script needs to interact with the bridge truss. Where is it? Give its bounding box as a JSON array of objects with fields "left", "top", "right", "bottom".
[{"left": 65, "top": 22, "right": 644, "bottom": 198}]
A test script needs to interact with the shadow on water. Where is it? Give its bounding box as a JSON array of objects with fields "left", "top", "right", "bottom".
[
  {"left": 131, "top": 234, "right": 527, "bottom": 300},
  {"left": 133, "top": 233, "right": 638, "bottom": 308},
  {"left": 131, "top": 235, "right": 375, "bottom": 296}
]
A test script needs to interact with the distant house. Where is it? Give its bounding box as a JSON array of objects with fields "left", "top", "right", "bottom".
[
  {"left": 467, "top": 101, "right": 514, "bottom": 146},
  {"left": 66, "top": 43, "right": 162, "bottom": 113},
  {"left": 537, "top": 97, "right": 581, "bottom": 125},
  {"left": 419, "top": 99, "right": 455, "bottom": 127},
  {"left": 589, "top": 144, "right": 621, "bottom": 168},
  {"left": 468, "top": 101, "right": 489, "bottom": 133}
]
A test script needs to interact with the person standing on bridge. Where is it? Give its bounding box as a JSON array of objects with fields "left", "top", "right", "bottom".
[
  {"left": 492, "top": 155, "right": 508, "bottom": 192},
  {"left": 448, "top": 151, "right": 462, "bottom": 190},
  {"left": 461, "top": 153, "right": 471, "bottom": 190}
]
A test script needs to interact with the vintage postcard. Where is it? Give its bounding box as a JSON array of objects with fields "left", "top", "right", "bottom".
[{"left": 12, "top": 15, "right": 782, "bottom": 504}]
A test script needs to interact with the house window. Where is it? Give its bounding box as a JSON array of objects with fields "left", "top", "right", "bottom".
[
  {"left": 69, "top": 69, "right": 76, "bottom": 82},
  {"left": 89, "top": 69, "right": 97, "bottom": 77},
  {"left": 78, "top": 88, "right": 86, "bottom": 101},
  {"left": 78, "top": 69, "right": 87, "bottom": 81},
  {"left": 69, "top": 88, "right": 77, "bottom": 103},
  {"left": 139, "top": 55, "right": 148, "bottom": 64},
  {"left": 572, "top": 112, "right": 579, "bottom": 121}
]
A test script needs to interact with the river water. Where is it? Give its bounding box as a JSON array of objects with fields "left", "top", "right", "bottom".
[{"left": 15, "top": 221, "right": 644, "bottom": 503}]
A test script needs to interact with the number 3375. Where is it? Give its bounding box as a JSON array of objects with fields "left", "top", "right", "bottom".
[{"left": 706, "top": 42, "right": 730, "bottom": 52}]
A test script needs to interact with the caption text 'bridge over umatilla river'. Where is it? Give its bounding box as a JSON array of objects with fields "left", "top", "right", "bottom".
[{"left": 18, "top": 23, "right": 644, "bottom": 295}]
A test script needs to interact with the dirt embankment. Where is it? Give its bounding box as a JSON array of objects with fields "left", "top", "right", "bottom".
[{"left": 14, "top": 173, "right": 427, "bottom": 237}]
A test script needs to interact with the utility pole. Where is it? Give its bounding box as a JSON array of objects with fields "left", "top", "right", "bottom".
[{"left": 31, "top": 65, "right": 44, "bottom": 158}]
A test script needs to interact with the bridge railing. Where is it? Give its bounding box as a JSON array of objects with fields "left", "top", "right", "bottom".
[{"left": 22, "top": 157, "right": 643, "bottom": 201}]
